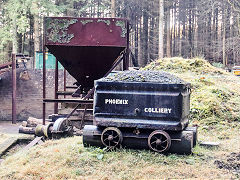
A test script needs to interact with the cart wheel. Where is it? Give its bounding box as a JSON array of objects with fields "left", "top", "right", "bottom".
[
  {"left": 101, "top": 127, "right": 123, "bottom": 148},
  {"left": 148, "top": 130, "right": 171, "bottom": 153}
]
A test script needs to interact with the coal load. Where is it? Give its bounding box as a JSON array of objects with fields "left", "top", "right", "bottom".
[{"left": 102, "top": 70, "right": 186, "bottom": 84}]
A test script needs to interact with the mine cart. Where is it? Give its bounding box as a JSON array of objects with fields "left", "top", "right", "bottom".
[{"left": 83, "top": 71, "right": 197, "bottom": 154}]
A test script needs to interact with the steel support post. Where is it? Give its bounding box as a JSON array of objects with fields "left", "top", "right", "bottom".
[
  {"left": 43, "top": 47, "right": 46, "bottom": 125},
  {"left": 54, "top": 59, "right": 58, "bottom": 114},
  {"left": 42, "top": 22, "right": 46, "bottom": 125},
  {"left": 12, "top": 54, "right": 17, "bottom": 124},
  {"left": 64, "top": 69, "right": 66, "bottom": 98}
]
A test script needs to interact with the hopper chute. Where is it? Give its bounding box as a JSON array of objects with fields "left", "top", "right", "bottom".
[{"left": 44, "top": 17, "right": 129, "bottom": 89}]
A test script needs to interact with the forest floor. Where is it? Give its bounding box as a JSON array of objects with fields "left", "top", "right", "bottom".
[{"left": 0, "top": 57, "right": 240, "bottom": 179}]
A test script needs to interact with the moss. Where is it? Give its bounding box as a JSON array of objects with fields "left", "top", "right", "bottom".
[
  {"left": 115, "top": 20, "right": 127, "bottom": 38},
  {"left": 80, "top": 20, "right": 93, "bottom": 25},
  {"left": 97, "top": 19, "right": 110, "bottom": 26},
  {"left": 45, "top": 18, "right": 78, "bottom": 44}
]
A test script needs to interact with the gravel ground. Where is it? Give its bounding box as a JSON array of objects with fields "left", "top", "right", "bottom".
[
  {"left": 0, "top": 121, "right": 20, "bottom": 134},
  {"left": 101, "top": 70, "right": 186, "bottom": 84},
  {"left": 214, "top": 152, "right": 240, "bottom": 175}
]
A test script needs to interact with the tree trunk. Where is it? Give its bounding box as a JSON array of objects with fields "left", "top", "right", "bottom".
[
  {"left": 172, "top": 2, "right": 176, "bottom": 56},
  {"left": 34, "top": 14, "right": 40, "bottom": 67},
  {"left": 111, "top": 0, "right": 116, "bottom": 18},
  {"left": 222, "top": 8, "right": 226, "bottom": 67},
  {"left": 142, "top": 1, "right": 149, "bottom": 66},
  {"left": 17, "top": 33, "right": 23, "bottom": 53},
  {"left": 207, "top": 12, "right": 212, "bottom": 60},
  {"left": 188, "top": 0, "right": 193, "bottom": 58},
  {"left": 158, "top": 0, "right": 164, "bottom": 59},
  {"left": 29, "top": 14, "right": 34, "bottom": 58},
  {"left": 181, "top": 1, "right": 186, "bottom": 57},
  {"left": 33, "top": 0, "right": 40, "bottom": 69},
  {"left": 134, "top": 18, "right": 139, "bottom": 66},
  {"left": 178, "top": 7, "right": 181, "bottom": 56},
  {"left": 12, "top": 17, "right": 18, "bottom": 54},
  {"left": 166, "top": 4, "right": 171, "bottom": 58}
]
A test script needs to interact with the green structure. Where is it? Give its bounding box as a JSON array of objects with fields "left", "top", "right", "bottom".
[{"left": 35, "top": 52, "right": 63, "bottom": 69}]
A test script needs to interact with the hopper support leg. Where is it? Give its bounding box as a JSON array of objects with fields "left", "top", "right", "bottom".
[
  {"left": 12, "top": 53, "right": 17, "bottom": 124},
  {"left": 42, "top": 44, "right": 46, "bottom": 125},
  {"left": 54, "top": 58, "right": 59, "bottom": 114}
]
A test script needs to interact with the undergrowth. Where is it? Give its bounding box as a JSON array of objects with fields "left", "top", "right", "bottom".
[{"left": 143, "top": 57, "right": 240, "bottom": 133}]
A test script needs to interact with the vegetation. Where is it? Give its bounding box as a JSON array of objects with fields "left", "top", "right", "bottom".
[
  {"left": 0, "top": 134, "right": 15, "bottom": 144},
  {"left": 144, "top": 58, "right": 240, "bottom": 137},
  {"left": 0, "top": 0, "right": 63, "bottom": 63}
]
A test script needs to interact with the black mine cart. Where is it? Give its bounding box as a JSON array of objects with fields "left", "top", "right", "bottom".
[{"left": 83, "top": 71, "right": 198, "bottom": 154}]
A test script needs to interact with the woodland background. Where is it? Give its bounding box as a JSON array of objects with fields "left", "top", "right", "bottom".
[{"left": 0, "top": 0, "right": 239, "bottom": 68}]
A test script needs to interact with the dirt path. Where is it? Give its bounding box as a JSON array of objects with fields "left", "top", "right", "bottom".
[{"left": 0, "top": 121, "right": 20, "bottom": 134}]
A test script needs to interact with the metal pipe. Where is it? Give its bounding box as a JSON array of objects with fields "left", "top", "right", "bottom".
[
  {"left": 64, "top": 69, "right": 66, "bottom": 98},
  {"left": 12, "top": 53, "right": 17, "bottom": 124},
  {"left": 54, "top": 58, "right": 59, "bottom": 114}
]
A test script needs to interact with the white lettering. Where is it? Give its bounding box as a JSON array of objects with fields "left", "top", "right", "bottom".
[
  {"left": 105, "top": 99, "right": 129, "bottom": 105},
  {"left": 105, "top": 99, "right": 109, "bottom": 104},
  {"left": 144, "top": 108, "right": 172, "bottom": 114}
]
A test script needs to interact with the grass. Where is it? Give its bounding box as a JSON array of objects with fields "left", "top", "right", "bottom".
[
  {"left": 0, "top": 131, "right": 30, "bottom": 145},
  {"left": 0, "top": 133, "right": 31, "bottom": 159},
  {"left": 0, "top": 57, "right": 240, "bottom": 179},
  {"left": 0, "top": 133, "right": 20, "bottom": 145},
  {"left": 0, "top": 130, "right": 239, "bottom": 180},
  {"left": 0, "top": 134, "right": 11, "bottom": 144}
]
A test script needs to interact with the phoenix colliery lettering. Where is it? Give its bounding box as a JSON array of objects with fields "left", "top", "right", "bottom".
[
  {"left": 144, "top": 108, "right": 172, "bottom": 114},
  {"left": 105, "top": 99, "right": 129, "bottom": 105}
]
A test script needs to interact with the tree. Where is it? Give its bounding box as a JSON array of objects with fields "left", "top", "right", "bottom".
[
  {"left": 0, "top": 0, "right": 63, "bottom": 63},
  {"left": 0, "top": 0, "right": 239, "bottom": 67},
  {"left": 166, "top": 0, "right": 171, "bottom": 58},
  {"left": 158, "top": 0, "right": 164, "bottom": 59},
  {"left": 111, "top": 0, "right": 116, "bottom": 17}
]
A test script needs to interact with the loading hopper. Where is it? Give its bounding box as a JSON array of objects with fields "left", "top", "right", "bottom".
[{"left": 44, "top": 17, "right": 129, "bottom": 89}]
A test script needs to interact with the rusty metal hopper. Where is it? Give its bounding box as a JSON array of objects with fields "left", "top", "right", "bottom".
[{"left": 44, "top": 17, "right": 129, "bottom": 89}]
